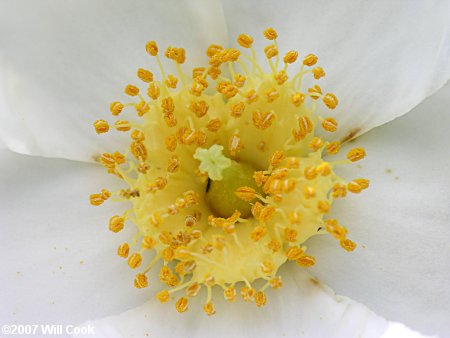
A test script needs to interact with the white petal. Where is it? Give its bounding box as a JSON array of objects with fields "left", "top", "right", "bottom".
[
  {"left": 0, "top": 150, "right": 145, "bottom": 324},
  {"left": 221, "top": 0, "right": 450, "bottom": 140},
  {"left": 307, "top": 82, "right": 450, "bottom": 336},
  {"left": 74, "top": 267, "right": 391, "bottom": 338},
  {"left": 0, "top": 0, "right": 227, "bottom": 161}
]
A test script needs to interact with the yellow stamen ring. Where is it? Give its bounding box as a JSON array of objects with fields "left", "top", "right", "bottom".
[{"left": 91, "top": 28, "right": 368, "bottom": 315}]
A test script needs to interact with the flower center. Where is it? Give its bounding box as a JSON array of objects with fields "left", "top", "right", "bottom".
[
  {"left": 194, "top": 145, "right": 261, "bottom": 218},
  {"left": 90, "top": 27, "right": 369, "bottom": 315}
]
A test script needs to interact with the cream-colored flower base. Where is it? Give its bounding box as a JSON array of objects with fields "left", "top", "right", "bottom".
[{"left": 90, "top": 28, "right": 368, "bottom": 315}]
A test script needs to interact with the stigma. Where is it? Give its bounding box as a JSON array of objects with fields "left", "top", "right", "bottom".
[{"left": 90, "top": 27, "right": 369, "bottom": 315}]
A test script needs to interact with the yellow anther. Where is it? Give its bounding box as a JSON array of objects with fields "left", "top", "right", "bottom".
[
  {"left": 252, "top": 110, "right": 275, "bottom": 130},
  {"left": 165, "top": 47, "right": 186, "bottom": 64},
  {"left": 332, "top": 183, "right": 347, "bottom": 198},
  {"left": 326, "top": 141, "right": 341, "bottom": 155},
  {"left": 156, "top": 290, "right": 170, "bottom": 303},
  {"left": 117, "top": 243, "right": 130, "bottom": 258},
  {"left": 165, "top": 74, "right": 178, "bottom": 89},
  {"left": 195, "top": 76, "right": 209, "bottom": 89},
  {"left": 253, "top": 171, "right": 268, "bottom": 187},
  {"left": 234, "top": 74, "right": 246, "bottom": 87},
  {"left": 246, "top": 89, "right": 259, "bottom": 103},
  {"left": 348, "top": 179, "right": 370, "bottom": 193},
  {"left": 137, "top": 68, "right": 153, "bottom": 83},
  {"left": 304, "top": 166, "right": 318, "bottom": 180},
  {"left": 203, "top": 68, "right": 218, "bottom": 82},
  {"left": 228, "top": 102, "right": 244, "bottom": 118},
  {"left": 269, "top": 150, "right": 285, "bottom": 167},
  {"left": 347, "top": 147, "right": 366, "bottom": 162},
  {"left": 149, "top": 212, "right": 163, "bottom": 227},
  {"left": 303, "top": 54, "right": 318, "bottom": 66},
  {"left": 175, "top": 246, "right": 190, "bottom": 260},
  {"left": 161, "top": 97, "right": 175, "bottom": 114},
  {"left": 109, "top": 101, "right": 124, "bottom": 116},
  {"left": 141, "top": 236, "right": 156, "bottom": 250},
  {"left": 251, "top": 225, "right": 267, "bottom": 242},
  {"left": 241, "top": 286, "right": 255, "bottom": 302},
  {"left": 145, "top": 40, "right": 158, "bottom": 56},
  {"left": 226, "top": 48, "right": 241, "bottom": 62},
  {"left": 261, "top": 261, "right": 275, "bottom": 275},
  {"left": 112, "top": 151, "right": 126, "bottom": 164},
  {"left": 303, "top": 186, "right": 316, "bottom": 199},
  {"left": 167, "top": 156, "right": 180, "bottom": 173},
  {"left": 127, "top": 253, "right": 142, "bottom": 269},
  {"left": 130, "top": 129, "right": 145, "bottom": 141},
  {"left": 269, "top": 276, "right": 283, "bottom": 289},
  {"left": 195, "top": 131, "right": 207, "bottom": 146},
  {"left": 114, "top": 120, "right": 131, "bottom": 132},
  {"left": 308, "top": 85, "right": 322, "bottom": 99},
  {"left": 267, "top": 239, "right": 281, "bottom": 252},
  {"left": 323, "top": 93, "right": 339, "bottom": 109},
  {"left": 134, "top": 273, "right": 148, "bottom": 288},
  {"left": 274, "top": 70, "right": 288, "bottom": 85},
  {"left": 316, "top": 162, "right": 331, "bottom": 176},
  {"left": 283, "top": 50, "right": 298, "bottom": 64},
  {"left": 189, "top": 100, "right": 209, "bottom": 118},
  {"left": 185, "top": 283, "right": 201, "bottom": 297},
  {"left": 228, "top": 134, "right": 242, "bottom": 156},
  {"left": 93, "top": 120, "right": 109, "bottom": 134},
  {"left": 159, "top": 266, "right": 172, "bottom": 282},
  {"left": 99, "top": 153, "right": 115, "bottom": 168},
  {"left": 165, "top": 135, "right": 177, "bottom": 152},
  {"left": 325, "top": 219, "right": 347, "bottom": 239},
  {"left": 296, "top": 255, "right": 316, "bottom": 267},
  {"left": 322, "top": 118, "right": 338, "bottom": 132},
  {"left": 237, "top": 34, "right": 254, "bottom": 48},
  {"left": 147, "top": 82, "right": 160, "bottom": 100},
  {"left": 298, "top": 116, "right": 313, "bottom": 136},
  {"left": 340, "top": 239, "right": 357, "bottom": 252},
  {"left": 265, "top": 88, "right": 280, "bottom": 102},
  {"left": 89, "top": 193, "right": 105, "bottom": 206},
  {"left": 192, "top": 67, "right": 205, "bottom": 79},
  {"left": 162, "top": 247, "right": 174, "bottom": 261},
  {"left": 312, "top": 67, "right": 326, "bottom": 79},
  {"left": 289, "top": 211, "right": 302, "bottom": 224},
  {"left": 317, "top": 200, "right": 331, "bottom": 213},
  {"left": 203, "top": 302, "right": 216, "bottom": 316},
  {"left": 222, "top": 84, "right": 239, "bottom": 99},
  {"left": 163, "top": 113, "right": 177, "bottom": 127},
  {"left": 254, "top": 291, "right": 267, "bottom": 307},
  {"left": 285, "top": 246, "right": 304, "bottom": 260},
  {"left": 291, "top": 92, "right": 305, "bottom": 107},
  {"left": 206, "top": 44, "right": 223, "bottom": 58},
  {"left": 130, "top": 141, "right": 147, "bottom": 161},
  {"left": 234, "top": 186, "right": 256, "bottom": 202},
  {"left": 309, "top": 137, "right": 324, "bottom": 151},
  {"left": 264, "top": 44, "right": 278, "bottom": 59},
  {"left": 263, "top": 27, "right": 278, "bottom": 40},
  {"left": 124, "top": 84, "right": 139, "bottom": 96},
  {"left": 204, "top": 274, "right": 216, "bottom": 286},
  {"left": 205, "top": 118, "right": 221, "bottom": 133},
  {"left": 190, "top": 82, "right": 205, "bottom": 97},
  {"left": 109, "top": 216, "right": 124, "bottom": 233},
  {"left": 284, "top": 228, "right": 298, "bottom": 242},
  {"left": 224, "top": 287, "right": 237, "bottom": 302},
  {"left": 135, "top": 101, "right": 150, "bottom": 116},
  {"left": 286, "top": 157, "right": 300, "bottom": 169},
  {"left": 259, "top": 205, "right": 276, "bottom": 221}
]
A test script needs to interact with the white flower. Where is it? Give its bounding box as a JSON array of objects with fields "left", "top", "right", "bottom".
[{"left": 0, "top": 1, "right": 449, "bottom": 337}]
